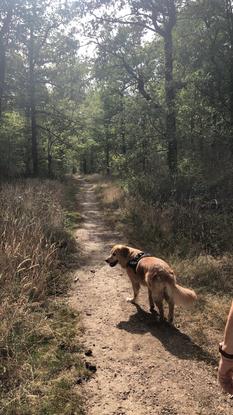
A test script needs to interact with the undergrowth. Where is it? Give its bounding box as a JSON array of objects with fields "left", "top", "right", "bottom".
[
  {"left": 92, "top": 175, "right": 233, "bottom": 359},
  {"left": 0, "top": 177, "right": 85, "bottom": 415}
]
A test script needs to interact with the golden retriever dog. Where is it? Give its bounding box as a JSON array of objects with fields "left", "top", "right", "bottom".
[{"left": 105, "top": 244, "right": 197, "bottom": 323}]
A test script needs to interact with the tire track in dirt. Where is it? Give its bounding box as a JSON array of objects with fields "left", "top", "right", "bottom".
[{"left": 70, "top": 177, "right": 233, "bottom": 415}]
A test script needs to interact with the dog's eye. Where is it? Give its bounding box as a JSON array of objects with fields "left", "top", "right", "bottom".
[{"left": 113, "top": 252, "right": 116, "bottom": 256}]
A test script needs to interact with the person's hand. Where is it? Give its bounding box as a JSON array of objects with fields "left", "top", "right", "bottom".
[{"left": 218, "top": 356, "right": 233, "bottom": 394}]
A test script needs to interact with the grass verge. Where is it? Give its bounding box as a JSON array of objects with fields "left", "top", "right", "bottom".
[{"left": 0, "top": 177, "right": 86, "bottom": 415}]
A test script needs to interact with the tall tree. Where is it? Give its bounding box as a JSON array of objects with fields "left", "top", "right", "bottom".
[
  {"left": 81, "top": 0, "right": 179, "bottom": 178},
  {"left": 0, "top": 1, "right": 14, "bottom": 120},
  {"left": 16, "top": 0, "right": 79, "bottom": 175}
]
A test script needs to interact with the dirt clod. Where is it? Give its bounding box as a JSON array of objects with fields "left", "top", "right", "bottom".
[
  {"left": 76, "top": 376, "right": 88, "bottom": 385},
  {"left": 85, "top": 362, "right": 97, "bottom": 373},
  {"left": 85, "top": 349, "right": 93, "bottom": 357}
]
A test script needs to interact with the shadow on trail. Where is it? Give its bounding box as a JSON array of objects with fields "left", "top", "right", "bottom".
[{"left": 117, "top": 304, "right": 217, "bottom": 366}]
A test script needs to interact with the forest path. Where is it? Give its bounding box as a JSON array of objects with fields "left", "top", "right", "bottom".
[{"left": 70, "top": 177, "right": 233, "bottom": 415}]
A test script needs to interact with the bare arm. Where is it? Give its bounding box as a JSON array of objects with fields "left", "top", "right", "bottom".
[{"left": 218, "top": 301, "right": 233, "bottom": 394}]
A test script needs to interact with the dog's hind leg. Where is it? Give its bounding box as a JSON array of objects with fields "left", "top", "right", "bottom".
[
  {"left": 164, "top": 285, "right": 175, "bottom": 323},
  {"left": 151, "top": 283, "right": 165, "bottom": 321},
  {"left": 148, "top": 288, "right": 155, "bottom": 312},
  {"left": 155, "top": 300, "right": 164, "bottom": 321},
  {"left": 167, "top": 300, "right": 174, "bottom": 323}
]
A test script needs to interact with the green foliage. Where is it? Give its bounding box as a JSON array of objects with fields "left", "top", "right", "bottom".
[
  {"left": 82, "top": 0, "right": 233, "bottom": 257},
  {"left": 1, "top": 0, "right": 233, "bottom": 241},
  {"left": 0, "top": 0, "right": 84, "bottom": 178}
]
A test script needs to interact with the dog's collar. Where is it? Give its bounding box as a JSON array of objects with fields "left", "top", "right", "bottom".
[{"left": 127, "top": 252, "right": 151, "bottom": 272}]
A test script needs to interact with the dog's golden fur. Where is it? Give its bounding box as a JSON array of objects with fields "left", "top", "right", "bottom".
[{"left": 106, "top": 244, "right": 197, "bottom": 323}]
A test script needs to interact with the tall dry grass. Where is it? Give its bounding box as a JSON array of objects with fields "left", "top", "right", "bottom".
[
  {"left": 0, "top": 179, "right": 84, "bottom": 414},
  {"left": 0, "top": 180, "right": 66, "bottom": 302}
]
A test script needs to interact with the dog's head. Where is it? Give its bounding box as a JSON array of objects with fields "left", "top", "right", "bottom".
[{"left": 105, "top": 244, "right": 131, "bottom": 268}]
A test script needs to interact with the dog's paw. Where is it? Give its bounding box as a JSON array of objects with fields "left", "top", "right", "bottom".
[{"left": 126, "top": 297, "right": 137, "bottom": 304}]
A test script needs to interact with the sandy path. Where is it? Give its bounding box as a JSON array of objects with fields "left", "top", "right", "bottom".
[{"left": 70, "top": 177, "right": 233, "bottom": 415}]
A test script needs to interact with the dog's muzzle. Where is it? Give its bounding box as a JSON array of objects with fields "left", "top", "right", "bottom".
[{"left": 105, "top": 259, "right": 118, "bottom": 267}]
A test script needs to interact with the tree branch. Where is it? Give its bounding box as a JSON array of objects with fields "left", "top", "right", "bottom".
[{"left": 90, "top": 11, "right": 157, "bottom": 33}]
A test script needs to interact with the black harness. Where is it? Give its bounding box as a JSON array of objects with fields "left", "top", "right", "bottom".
[{"left": 127, "top": 252, "right": 152, "bottom": 272}]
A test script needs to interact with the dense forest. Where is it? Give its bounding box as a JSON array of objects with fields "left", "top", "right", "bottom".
[
  {"left": 1, "top": 0, "right": 233, "bottom": 253},
  {"left": 1, "top": 1, "right": 233, "bottom": 413}
]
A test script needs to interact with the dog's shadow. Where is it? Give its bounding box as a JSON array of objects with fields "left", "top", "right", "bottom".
[{"left": 117, "top": 304, "right": 217, "bottom": 365}]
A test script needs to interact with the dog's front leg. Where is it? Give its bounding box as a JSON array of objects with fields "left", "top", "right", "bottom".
[{"left": 127, "top": 280, "right": 140, "bottom": 304}]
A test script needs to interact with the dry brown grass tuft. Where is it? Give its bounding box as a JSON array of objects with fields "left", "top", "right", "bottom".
[
  {"left": 173, "top": 254, "right": 233, "bottom": 296},
  {"left": 92, "top": 177, "right": 125, "bottom": 231},
  {"left": 96, "top": 182, "right": 124, "bottom": 207},
  {"left": 0, "top": 179, "right": 84, "bottom": 414},
  {"left": 170, "top": 254, "right": 233, "bottom": 358}
]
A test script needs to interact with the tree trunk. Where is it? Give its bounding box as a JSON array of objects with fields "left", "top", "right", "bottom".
[
  {"left": 226, "top": 0, "right": 233, "bottom": 155},
  {"left": 229, "top": 55, "right": 233, "bottom": 156},
  {"left": 164, "top": 28, "right": 177, "bottom": 178},
  {"left": 0, "top": 39, "right": 6, "bottom": 120},
  {"left": 29, "top": 27, "right": 38, "bottom": 176},
  {"left": 104, "top": 122, "right": 110, "bottom": 175},
  {"left": 119, "top": 97, "right": 126, "bottom": 155},
  {"left": 0, "top": 7, "right": 13, "bottom": 120},
  {"left": 47, "top": 135, "right": 52, "bottom": 177},
  {"left": 48, "top": 154, "right": 52, "bottom": 177},
  {"left": 150, "top": 0, "right": 177, "bottom": 179},
  {"left": 82, "top": 158, "right": 87, "bottom": 174}
]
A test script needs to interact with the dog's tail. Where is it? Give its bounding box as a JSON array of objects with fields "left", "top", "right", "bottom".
[{"left": 172, "top": 283, "right": 197, "bottom": 307}]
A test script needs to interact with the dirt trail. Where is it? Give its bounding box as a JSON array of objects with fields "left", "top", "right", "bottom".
[{"left": 70, "top": 177, "right": 233, "bottom": 415}]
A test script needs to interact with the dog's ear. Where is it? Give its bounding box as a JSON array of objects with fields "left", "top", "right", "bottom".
[{"left": 120, "top": 246, "right": 129, "bottom": 258}]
